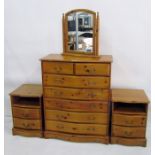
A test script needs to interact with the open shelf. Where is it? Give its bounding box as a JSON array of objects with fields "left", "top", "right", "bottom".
[
  {"left": 113, "top": 102, "right": 147, "bottom": 114},
  {"left": 12, "top": 96, "right": 40, "bottom": 108}
]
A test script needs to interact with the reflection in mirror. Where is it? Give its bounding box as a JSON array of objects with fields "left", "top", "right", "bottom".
[{"left": 67, "top": 12, "right": 93, "bottom": 52}]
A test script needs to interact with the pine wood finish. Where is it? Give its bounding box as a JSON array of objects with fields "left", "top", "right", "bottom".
[
  {"left": 10, "top": 84, "right": 43, "bottom": 137},
  {"left": 41, "top": 54, "right": 112, "bottom": 143},
  {"left": 111, "top": 89, "right": 149, "bottom": 147}
]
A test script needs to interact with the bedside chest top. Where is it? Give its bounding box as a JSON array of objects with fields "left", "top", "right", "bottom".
[
  {"left": 40, "top": 54, "right": 113, "bottom": 63},
  {"left": 112, "top": 89, "right": 149, "bottom": 104},
  {"left": 10, "top": 84, "right": 42, "bottom": 97}
]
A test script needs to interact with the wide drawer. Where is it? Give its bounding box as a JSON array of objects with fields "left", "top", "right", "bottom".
[
  {"left": 44, "top": 98, "right": 109, "bottom": 112},
  {"left": 42, "top": 61, "right": 73, "bottom": 75},
  {"left": 75, "top": 63, "right": 110, "bottom": 76},
  {"left": 112, "top": 125, "right": 145, "bottom": 138},
  {"left": 43, "top": 74, "right": 110, "bottom": 89},
  {"left": 14, "top": 118, "right": 41, "bottom": 130},
  {"left": 112, "top": 114, "right": 146, "bottom": 127},
  {"left": 13, "top": 107, "right": 40, "bottom": 119},
  {"left": 46, "top": 120, "right": 108, "bottom": 136},
  {"left": 44, "top": 87, "right": 110, "bottom": 101},
  {"left": 45, "top": 109, "right": 108, "bottom": 124},
  {"left": 111, "top": 136, "right": 146, "bottom": 147}
]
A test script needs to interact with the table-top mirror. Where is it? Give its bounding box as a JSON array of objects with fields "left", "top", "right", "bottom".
[{"left": 62, "top": 9, "right": 99, "bottom": 57}]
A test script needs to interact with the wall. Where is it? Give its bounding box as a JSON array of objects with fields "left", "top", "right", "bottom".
[{"left": 4, "top": 0, "right": 151, "bottom": 116}]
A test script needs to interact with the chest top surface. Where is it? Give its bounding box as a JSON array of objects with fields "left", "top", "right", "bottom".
[
  {"left": 41, "top": 54, "right": 113, "bottom": 63},
  {"left": 10, "top": 84, "right": 43, "bottom": 97},
  {"left": 112, "top": 89, "right": 149, "bottom": 104}
]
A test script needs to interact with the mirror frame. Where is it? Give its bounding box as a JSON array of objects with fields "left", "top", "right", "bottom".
[{"left": 62, "top": 9, "right": 99, "bottom": 57}]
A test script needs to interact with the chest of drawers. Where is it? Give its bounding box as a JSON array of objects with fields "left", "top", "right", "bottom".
[
  {"left": 41, "top": 54, "right": 112, "bottom": 143},
  {"left": 111, "top": 89, "right": 149, "bottom": 146},
  {"left": 10, "top": 84, "right": 43, "bottom": 137}
]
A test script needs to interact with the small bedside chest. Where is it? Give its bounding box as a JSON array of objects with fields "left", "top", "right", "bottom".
[
  {"left": 10, "top": 84, "right": 43, "bottom": 137},
  {"left": 111, "top": 89, "right": 149, "bottom": 147}
]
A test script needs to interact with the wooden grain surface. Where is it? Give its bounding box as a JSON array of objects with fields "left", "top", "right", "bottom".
[
  {"left": 12, "top": 128, "right": 42, "bottom": 137},
  {"left": 10, "top": 84, "right": 42, "bottom": 97},
  {"left": 13, "top": 107, "right": 40, "bottom": 119},
  {"left": 75, "top": 63, "right": 110, "bottom": 76},
  {"left": 41, "top": 54, "right": 113, "bottom": 63},
  {"left": 111, "top": 136, "right": 146, "bottom": 147},
  {"left": 42, "top": 61, "right": 73, "bottom": 75},
  {"left": 14, "top": 118, "right": 41, "bottom": 130},
  {"left": 112, "top": 125, "right": 145, "bottom": 138},
  {"left": 43, "top": 74, "right": 110, "bottom": 88},
  {"left": 44, "top": 98, "right": 109, "bottom": 112},
  {"left": 46, "top": 120, "right": 108, "bottom": 136},
  {"left": 44, "top": 87, "right": 110, "bottom": 101},
  {"left": 45, "top": 109, "right": 108, "bottom": 124},
  {"left": 112, "top": 89, "right": 149, "bottom": 103},
  {"left": 112, "top": 113, "right": 146, "bottom": 127},
  {"left": 44, "top": 131, "right": 109, "bottom": 143}
]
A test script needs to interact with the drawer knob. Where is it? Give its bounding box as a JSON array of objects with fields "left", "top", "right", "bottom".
[
  {"left": 125, "top": 120, "right": 133, "bottom": 124},
  {"left": 124, "top": 131, "right": 133, "bottom": 136}
]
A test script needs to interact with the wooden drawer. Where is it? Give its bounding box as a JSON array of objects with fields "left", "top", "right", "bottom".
[
  {"left": 45, "top": 109, "right": 108, "bottom": 124},
  {"left": 43, "top": 74, "right": 110, "bottom": 89},
  {"left": 44, "top": 87, "right": 110, "bottom": 101},
  {"left": 111, "top": 136, "right": 146, "bottom": 147},
  {"left": 112, "top": 125, "right": 145, "bottom": 138},
  {"left": 112, "top": 114, "right": 146, "bottom": 127},
  {"left": 46, "top": 120, "right": 108, "bottom": 136},
  {"left": 13, "top": 107, "right": 40, "bottom": 119},
  {"left": 12, "top": 128, "right": 42, "bottom": 137},
  {"left": 42, "top": 61, "right": 73, "bottom": 74},
  {"left": 14, "top": 118, "right": 41, "bottom": 130},
  {"left": 44, "top": 98, "right": 109, "bottom": 112},
  {"left": 44, "top": 131, "right": 109, "bottom": 144},
  {"left": 75, "top": 63, "right": 110, "bottom": 76}
]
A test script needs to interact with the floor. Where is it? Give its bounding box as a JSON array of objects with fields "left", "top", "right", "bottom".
[{"left": 4, "top": 112, "right": 151, "bottom": 155}]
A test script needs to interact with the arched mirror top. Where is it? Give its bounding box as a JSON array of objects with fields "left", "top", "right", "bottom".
[{"left": 62, "top": 9, "right": 99, "bottom": 57}]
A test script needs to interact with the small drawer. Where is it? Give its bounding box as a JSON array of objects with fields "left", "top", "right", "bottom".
[
  {"left": 42, "top": 61, "right": 73, "bottom": 75},
  {"left": 43, "top": 74, "right": 110, "bottom": 89},
  {"left": 14, "top": 118, "right": 41, "bottom": 130},
  {"left": 112, "top": 125, "right": 145, "bottom": 138},
  {"left": 111, "top": 136, "right": 146, "bottom": 147},
  {"left": 13, "top": 107, "right": 40, "bottom": 119},
  {"left": 44, "top": 87, "right": 110, "bottom": 101},
  {"left": 44, "top": 98, "right": 108, "bottom": 112},
  {"left": 45, "top": 109, "right": 108, "bottom": 124},
  {"left": 112, "top": 114, "right": 146, "bottom": 127},
  {"left": 75, "top": 63, "right": 110, "bottom": 76},
  {"left": 46, "top": 120, "right": 108, "bottom": 136}
]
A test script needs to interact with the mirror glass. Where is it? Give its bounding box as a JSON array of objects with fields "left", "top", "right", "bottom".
[{"left": 67, "top": 12, "right": 93, "bottom": 52}]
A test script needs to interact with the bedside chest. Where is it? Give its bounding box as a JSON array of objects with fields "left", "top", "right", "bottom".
[
  {"left": 111, "top": 89, "right": 149, "bottom": 146},
  {"left": 10, "top": 84, "right": 43, "bottom": 137},
  {"left": 41, "top": 54, "right": 112, "bottom": 143}
]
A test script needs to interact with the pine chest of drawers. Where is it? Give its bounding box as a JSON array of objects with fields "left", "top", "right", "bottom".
[
  {"left": 41, "top": 54, "right": 112, "bottom": 143},
  {"left": 10, "top": 84, "right": 43, "bottom": 137},
  {"left": 111, "top": 89, "right": 149, "bottom": 146}
]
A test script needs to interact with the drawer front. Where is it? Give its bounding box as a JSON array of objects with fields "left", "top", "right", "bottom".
[
  {"left": 75, "top": 63, "right": 110, "bottom": 76},
  {"left": 13, "top": 107, "right": 40, "bottom": 119},
  {"left": 44, "top": 98, "right": 109, "bottom": 112},
  {"left": 112, "top": 114, "right": 146, "bottom": 127},
  {"left": 44, "top": 87, "right": 110, "bottom": 101},
  {"left": 14, "top": 118, "right": 41, "bottom": 130},
  {"left": 42, "top": 61, "right": 73, "bottom": 74},
  {"left": 46, "top": 120, "right": 108, "bottom": 136},
  {"left": 111, "top": 137, "right": 146, "bottom": 147},
  {"left": 43, "top": 74, "right": 110, "bottom": 89},
  {"left": 112, "top": 125, "right": 145, "bottom": 138},
  {"left": 45, "top": 109, "right": 108, "bottom": 124}
]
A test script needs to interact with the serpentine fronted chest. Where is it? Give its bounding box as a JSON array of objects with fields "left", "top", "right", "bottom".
[{"left": 41, "top": 54, "right": 112, "bottom": 143}]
